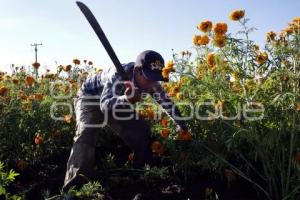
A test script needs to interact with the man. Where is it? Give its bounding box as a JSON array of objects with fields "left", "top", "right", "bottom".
[{"left": 63, "top": 50, "right": 188, "bottom": 191}]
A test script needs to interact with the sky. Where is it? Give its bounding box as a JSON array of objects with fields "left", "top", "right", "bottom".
[{"left": 0, "top": 0, "right": 299, "bottom": 73}]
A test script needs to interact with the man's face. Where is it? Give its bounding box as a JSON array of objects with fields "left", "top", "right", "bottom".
[{"left": 134, "top": 68, "right": 157, "bottom": 93}]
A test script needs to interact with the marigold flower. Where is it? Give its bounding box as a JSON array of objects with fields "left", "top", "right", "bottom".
[
  {"left": 34, "top": 93, "right": 44, "bottom": 101},
  {"left": 128, "top": 152, "right": 134, "bottom": 161},
  {"left": 151, "top": 141, "right": 165, "bottom": 155},
  {"left": 162, "top": 67, "right": 172, "bottom": 79},
  {"left": 25, "top": 76, "right": 35, "bottom": 86},
  {"left": 229, "top": 10, "right": 245, "bottom": 21},
  {"left": 200, "top": 35, "right": 210, "bottom": 45},
  {"left": 296, "top": 103, "right": 300, "bottom": 112},
  {"left": 73, "top": 59, "right": 80, "bottom": 65},
  {"left": 161, "top": 116, "right": 168, "bottom": 127},
  {"left": 215, "top": 100, "right": 224, "bottom": 113},
  {"left": 193, "top": 35, "right": 202, "bottom": 46},
  {"left": 19, "top": 91, "right": 27, "bottom": 100},
  {"left": 165, "top": 60, "right": 174, "bottom": 69},
  {"left": 160, "top": 128, "right": 170, "bottom": 138},
  {"left": 178, "top": 130, "right": 191, "bottom": 141},
  {"left": 256, "top": 51, "right": 268, "bottom": 65},
  {"left": 213, "top": 23, "right": 228, "bottom": 35},
  {"left": 34, "top": 135, "right": 43, "bottom": 145},
  {"left": 213, "top": 34, "right": 226, "bottom": 48},
  {"left": 21, "top": 101, "right": 32, "bottom": 111},
  {"left": 197, "top": 20, "right": 213, "bottom": 32},
  {"left": 64, "top": 65, "right": 72, "bottom": 72},
  {"left": 0, "top": 86, "right": 9, "bottom": 96},
  {"left": 32, "top": 62, "right": 40, "bottom": 69},
  {"left": 293, "top": 17, "right": 300, "bottom": 24},
  {"left": 207, "top": 53, "right": 215, "bottom": 66},
  {"left": 64, "top": 115, "right": 73, "bottom": 123},
  {"left": 266, "top": 31, "right": 276, "bottom": 42}
]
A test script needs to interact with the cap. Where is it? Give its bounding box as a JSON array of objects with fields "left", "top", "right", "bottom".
[{"left": 135, "top": 50, "right": 167, "bottom": 82}]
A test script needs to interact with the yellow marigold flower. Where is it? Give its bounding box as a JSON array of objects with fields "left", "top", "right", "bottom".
[
  {"left": 162, "top": 67, "right": 171, "bottom": 79},
  {"left": 199, "top": 35, "right": 210, "bottom": 45},
  {"left": 0, "top": 86, "right": 9, "bottom": 96},
  {"left": 292, "top": 17, "right": 300, "bottom": 25},
  {"left": 245, "top": 79, "right": 255, "bottom": 90},
  {"left": 213, "top": 23, "right": 228, "bottom": 35},
  {"left": 193, "top": 35, "right": 202, "bottom": 46},
  {"left": 32, "top": 62, "right": 40, "bottom": 69},
  {"left": 25, "top": 76, "right": 35, "bottom": 86},
  {"left": 229, "top": 10, "right": 245, "bottom": 21},
  {"left": 21, "top": 101, "right": 32, "bottom": 111},
  {"left": 207, "top": 52, "right": 215, "bottom": 66},
  {"left": 256, "top": 51, "right": 268, "bottom": 65},
  {"left": 197, "top": 20, "right": 213, "bottom": 32},
  {"left": 165, "top": 60, "right": 174, "bottom": 69},
  {"left": 213, "top": 34, "right": 226, "bottom": 48},
  {"left": 73, "top": 59, "right": 80, "bottom": 65},
  {"left": 266, "top": 31, "right": 276, "bottom": 42},
  {"left": 215, "top": 100, "right": 224, "bottom": 113}
]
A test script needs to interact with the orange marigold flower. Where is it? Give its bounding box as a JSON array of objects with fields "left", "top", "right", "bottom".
[
  {"left": 64, "top": 65, "right": 72, "bottom": 72},
  {"left": 178, "top": 130, "right": 191, "bottom": 141},
  {"left": 34, "top": 135, "right": 43, "bottom": 145},
  {"left": 256, "top": 51, "right": 268, "bottom": 65},
  {"left": 213, "top": 23, "right": 228, "bottom": 35},
  {"left": 32, "top": 62, "right": 40, "bottom": 69},
  {"left": 25, "top": 76, "right": 35, "bottom": 86},
  {"left": 266, "top": 31, "right": 276, "bottom": 42},
  {"left": 207, "top": 52, "right": 215, "bottom": 66},
  {"left": 64, "top": 114, "right": 73, "bottom": 123},
  {"left": 229, "top": 10, "right": 245, "bottom": 21},
  {"left": 0, "top": 86, "right": 9, "bottom": 96},
  {"left": 197, "top": 20, "right": 213, "bottom": 32},
  {"left": 128, "top": 152, "right": 134, "bottom": 161},
  {"left": 73, "top": 59, "right": 80, "bottom": 65},
  {"left": 162, "top": 67, "right": 172, "bottom": 79},
  {"left": 165, "top": 60, "right": 174, "bottom": 69},
  {"left": 199, "top": 35, "right": 210, "bottom": 45},
  {"left": 193, "top": 35, "right": 202, "bottom": 46},
  {"left": 213, "top": 23, "right": 227, "bottom": 35},
  {"left": 151, "top": 141, "right": 165, "bottom": 155},
  {"left": 213, "top": 34, "right": 226, "bottom": 48},
  {"left": 34, "top": 93, "right": 44, "bottom": 101},
  {"left": 19, "top": 91, "right": 27, "bottom": 100},
  {"left": 160, "top": 128, "right": 170, "bottom": 138},
  {"left": 161, "top": 116, "right": 168, "bottom": 128},
  {"left": 296, "top": 103, "right": 300, "bottom": 112}
]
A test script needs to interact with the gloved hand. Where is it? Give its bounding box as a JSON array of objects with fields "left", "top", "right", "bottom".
[{"left": 124, "top": 81, "right": 141, "bottom": 104}]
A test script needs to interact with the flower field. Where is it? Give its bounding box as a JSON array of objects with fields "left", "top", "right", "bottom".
[{"left": 1, "top": 10, "right": 300, "bottom": 200}]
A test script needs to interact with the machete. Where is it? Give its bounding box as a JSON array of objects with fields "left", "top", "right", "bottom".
[{"left": 76, "top": 1, "right": 129, "bottom": 80}]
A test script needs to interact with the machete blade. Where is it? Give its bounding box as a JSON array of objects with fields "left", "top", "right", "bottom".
[{"left": 76, "top": 1, "right": 128, "bottom": 80}]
